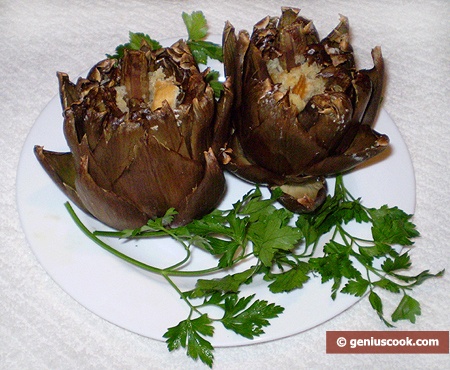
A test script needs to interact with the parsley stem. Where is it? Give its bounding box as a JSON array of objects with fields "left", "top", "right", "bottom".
[
  {"left": 65, "top": 202, "right": 164, "bottom": 275},
  {"left": 161, "top": 272, "right": 202, "bottom": 316},
  {"left": 164, "top": 265, "right": 222, "bottom": 276},
  {"left": 163, "top": 246, "right": 191, "bottom": 271},
  {"left": 94, "top": 229, "right": 167, "bottom": 238},
  {"left": 66, "top": 202, "right": 226, "bottom": 277}
]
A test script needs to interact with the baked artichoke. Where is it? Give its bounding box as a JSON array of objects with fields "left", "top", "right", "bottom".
[
  {"left": 35, "top": 40, "right": 232, "bottom": 230},
  {"left": 222, "top": 7, "right": 389, "bottom": 212}
]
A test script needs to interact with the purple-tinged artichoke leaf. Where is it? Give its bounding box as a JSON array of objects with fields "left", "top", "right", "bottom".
[
  {"left": 57, "top": 72, "right": 80, "bottom": 110},
  {"left": 186, "top": 88, "right": 216, "bottom": 161},
  {"left": 223, "top": 22, "right": 238, "bottom": 84},
  {"left": 211, "top": 77, "right": 234, "bottom": 156},
  {"left": 184, "top": 69, "right": 209, "bottom": 101},
  {"left": 278, "top": 7, "right": 301, "bottom": 27},
  {"left": 321, "top": 15, "right": 354, "bottom": 68},
  {"left": 245, "top": 96, "right": 328, "bottom": 175},
  {"left": 276, "top": 24, "right": 303, "bottom": 71},
  {"left": 332, "top": 71, "right": 373, "bottom": 154},
  {"left": 83, "top": 87, "right": 125, "bottom": 149},
  {"left": 63, "top": 92, "right": 110, "bottom": 155},
  {"left": 112, "top": 135, "right": 203, "bottom": 220},
  {"left": 298, "top": 92, "right": 354, "bottom": 154},
  {"left": 122, "top": 49, "right": 150, "bottom": 102},
  {"left": 63, "top": 101, "right": 112, "bottom": 166},
  {"left": 86, "top": 58, "right": 116, "bottom": 83},
  {"left": 84, "top": 122, "right": 145, "bottom": 188},
  {"left": 360, "top": 47, "right": 384, "bottom": 127},
  {"left": 275, "top": 9, "right": 319, "bottom": 71},
  {"left": 278, "top": 8, "right": 320, "bottom": 45},
  {"left": 172, "top": 148, "right": 226, "bottom": 227},
  {"left": 271, "top": 176, "right": 327, "bottom": 213},
  {"left": 147, "top": 100, "right": 187, "bottom": 156},
  {"left": 321, "top": 64, "right": 353, "bottom": 94},
  {"left": 344, "top": 125, "right": 389, "bottom": 157},
  {"left": 58, "top": 71, "right": 102, "bottom": 111},
  {"left": 351, "top": 71, "right": 372, "bottom": 123},
  {"left": 245, "top": 43, "right": 272, "bottom": 86},
  {"left": 34, "top": 146, "right": 88, "bottom": 214},
  {"left": 253, "top": 15, "right": 273, "bottom": 32},
  {"left": 306, "top": 125, "right": 389, "bottom": 175},
  {"left": 223, "top": 22, "right": 250, "bottom": 111},
  {"left": 223, "top": 135, "right": 285, "bottom": 185},
  {"left": 75, "top": 155, "right": 149, "bottom": 230},
  {"left": 76, "top": 135, "right": 112, "bottom": 191}
]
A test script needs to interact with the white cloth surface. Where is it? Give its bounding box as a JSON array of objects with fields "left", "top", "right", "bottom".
[{"left": 1, "top": 0, "right": 449, "bottom": 369}]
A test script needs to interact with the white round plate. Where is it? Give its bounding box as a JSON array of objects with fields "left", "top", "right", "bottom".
[{"left": 16, "top": 38, "right": 415, "bottom": 347}]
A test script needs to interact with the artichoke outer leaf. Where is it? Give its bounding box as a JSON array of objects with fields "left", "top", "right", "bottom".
[
  {"left": 360, "top": 47, "right": 384, "bottom": 128},
  {"left": 87, "top": 123, "right": 146, "bottom": 187},
  {"left": 186, "top": 91, "right": 216, "bottom": 160},
  {"left": 242, "top": 99, "right": 328, "bottom": 175},
  {"left": 211, "top": 76, "right": 234, "bottom": 156},
  {"left": 222, "top": 22, "right": 250, "bottom": 111},
  {"left": 222, "top": 135, "right": 286, "bottom": 186},
  {"left": 75, "top": 155, "right": 149, "bottom": 230},
  {"left": 57, "top": 72, "right": 81, "bottom": 111},
  {"left": 34, "top": 146, "right": 89, "bottom": 214},
  {"left": 306, "top": 125, "right": 389, "bottom": 176},
  {"left": 76, "top": 135, "right": 113, "bottom": 192},
  {"left": 172, "top": 148, "right": 226, "bottom": 227},
  {"left": 111, "top": 134, "right": 204, "bottom": 223},
  {"left": 297, "top": 92, "right": 354, "bottom": 154},
  {"left": 146, "top": 101, "right": 188, "bottom": 156}
]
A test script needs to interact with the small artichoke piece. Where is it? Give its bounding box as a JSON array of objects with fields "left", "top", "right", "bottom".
[
  {"left": 35, "top": 40, "right": 233, "bottom": 230},
  {"left": 222, "top": 7, "right": 389, "bottom": 213}
]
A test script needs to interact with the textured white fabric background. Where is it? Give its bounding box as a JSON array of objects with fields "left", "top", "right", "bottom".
[{"left": 1, "top": 0, "right": 449, "bottom": 369}]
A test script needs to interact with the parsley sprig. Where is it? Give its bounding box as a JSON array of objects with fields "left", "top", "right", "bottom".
[
  {"left": 182, "top": 11, "right": 223, "bottom": 64},
  {"left": 106, "top": 32, "right": 162, "bottom": 59},
  {"left": 301, "top": 175, "right": 444, "bottom": 326},
  {"left": 66, "top": 174, "right": 444, "bottom": 367}
]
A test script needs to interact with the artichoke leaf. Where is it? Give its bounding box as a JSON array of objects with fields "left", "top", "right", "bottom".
[
  {"left": 223, "top": 135, "right": 285, "bottom": 185},
  {"left": 86, "top": 123, "right": 146, "bottom": 187},
  {"left": 360, "top": 47, "right": 384, "bottom": 127},
  {"left": 122, "top": 49, "right": 150, "bottom": 102},
  {"left": 75, "top": 155, "right": 149, "bottom": 230},
  {"left": 211, "top": 76, "right": 234, "bottom": 155},
  {"left": 223, "top": 22, "right": 250, "bottom": 110},
  {"left": 247, "top": 96, "right": 328, "bottom": 175},
  {"left": 86, "top": 58, "right": 117, "bottom": 84},
  {"left": 34, "top": 146, "right": 88, "bottom": 214},
  {"left": 146, "top": 100, "right": 188, "bottom": 157},
  {"left": 321, "top": 15, "right": 354, "bottom": 68},
  {"left": 57, "top": 72, "right": 82, "bottom": 110},
  {"left": 172, "top": 148, "right": 226, "bottom": 227},
  {"left": 297, "top": 92, "right": 354, "bottom": 154},
  {"left": 112, "top": 134, "right": 203, "bottom": 220},
  {"left": 306, "top": 125, "right": 389, "bottom": 175},
  {"left": 183, "top": 87, "right": 215, "bottom": 161}
]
